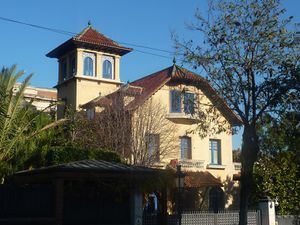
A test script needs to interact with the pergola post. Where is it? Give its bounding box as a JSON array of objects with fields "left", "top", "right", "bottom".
[
  {"left": 160, "top": 188, "right": 168, "bottom": 225},
  {"left": 131, "top": 186, "right": 143, "bottom": 225},
  {"left": 54, "top": 179, "right": 64, "bottom": 225}
]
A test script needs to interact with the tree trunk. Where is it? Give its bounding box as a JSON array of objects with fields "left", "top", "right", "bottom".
[{"left": 239, "top": 124, "right": 259, "bottom": 225}]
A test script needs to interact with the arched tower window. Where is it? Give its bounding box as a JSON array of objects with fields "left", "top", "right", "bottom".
[
  {"left": 83, "top": 52, "right": 95, "bottom": 76},
  {"left": 84, "top": 57, "right": 93, "bottom": 76},
  {"left": 102, "top": 56, "right": 114, "bottom": 79}
]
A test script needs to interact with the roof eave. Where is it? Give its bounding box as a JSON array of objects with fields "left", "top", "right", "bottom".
[
  {"left": 46, "top": 38, "right": 75, "bottom": 58},
  {"left": 46, "top": 38, "right": 133, "bottom": 59}
]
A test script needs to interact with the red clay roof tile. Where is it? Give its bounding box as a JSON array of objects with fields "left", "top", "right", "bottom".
[
  {"left": 74, "top": 26, "right": 122, "bottom": 49},
  {"left": 82, "top": 64, "right": 242, "bottom": 126},
  {"left": 184, "top": 171, "right": 222, "bottom": 187},
  {"left": 36, "top": 90, "right": 57, "bottom": 99},
  {"left": 46, "top": 26, "right": 132, "bottom": 58}
]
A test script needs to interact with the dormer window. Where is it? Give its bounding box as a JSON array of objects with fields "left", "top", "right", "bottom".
[
  {"left": 83, "top": 52, "right": 95, "bottom": 76},
  {"left": 102, "top": 56, "right": 114, "bottom": 79}
]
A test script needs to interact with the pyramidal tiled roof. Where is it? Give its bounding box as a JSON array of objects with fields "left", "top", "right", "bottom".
[
  {"left": 82, "top": 64, "right": 242, "bottom": 126},
  {"left": 46, "top": 26, "right": 132, "bottom": 58},
  {"left": 74, "top": 26, "right": 124, "bottom": 49}
]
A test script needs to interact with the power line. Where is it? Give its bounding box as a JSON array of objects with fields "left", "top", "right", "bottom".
[
  {"left": 134, "top": 49, "right": 171, "bottom": 59},
  {"left": 118, "top": 41, "right": 174, "bottom": 54},
  {"left": 0, "top": 16, "right": 76, "bottom": 36},
  {"left": 0, "top": 16, "right": 175, "bottom": 59}
]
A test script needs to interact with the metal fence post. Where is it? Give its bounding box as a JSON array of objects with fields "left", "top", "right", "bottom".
[{"left": 214, "top": 212, "right": 218, "bottom": 225}]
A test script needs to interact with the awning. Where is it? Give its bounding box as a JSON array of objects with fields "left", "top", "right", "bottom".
[
  {"left": 184, "top": 171, "right": 222, "bottom": 188},
  {"left": 233, "top": 172, "right": 241, "bottom": 181}
]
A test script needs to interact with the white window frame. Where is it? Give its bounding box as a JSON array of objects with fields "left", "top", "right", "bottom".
[
  {"left": 102, "top": 56, "right": 114, "bottom": 79},
  {"left": 146, "top": 133, "right": 160, "bottom": 162},
  {"left": 209, "top": 139, "right": 221, "bottom": 165},
  {"left": 180, "top": 136, "right": 192, "bottom": 160},
  {"left": 83, "top": 52, "right": 95, "bottom": 76}
]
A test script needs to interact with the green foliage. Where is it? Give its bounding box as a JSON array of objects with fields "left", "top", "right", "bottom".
[
  {"left": 176, "top": 0, "right": 299, "bottom": 126},
  {"left": 21, "top": 111, "right": 121, "bottom": 168},
  {"left": 258, "top": 112, "right": 300, "bottom": 155},
  {"left": 0, "top": 65, "right": 38, "bottom": 179},
  {"left": 44, "top": 145, "right": 121, "bottom": 166},
  {"left": 254, "top": 152, "right": 300, "bottom": 214},
  {"left": 176, "top": 0, "right": 299, "bottom": 223},
  {"left": 0, "top": 65, "right": 33, "bottom": 161},
  {"left": 253, "top": 111, "right": 300, "bottom": 214},
  {"left": 0, "top": 65, "right": 121, "bottom": 181}
]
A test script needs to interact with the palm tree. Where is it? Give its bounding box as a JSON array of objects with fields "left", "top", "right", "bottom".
[
  {"left": 0, "top": 65, "right": 33, "bottom": 162},
  {"left": 0, "top": 65, "right": 68, "bottom": 179}
]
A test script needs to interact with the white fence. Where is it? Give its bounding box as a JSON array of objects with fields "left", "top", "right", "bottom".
[
  {"left": 181, "top": 211, "right": 260, "bottom": 225},
  {"left": 143, "top": 210, "right": 261, "bottom": 225},
  {"left": 276, "top": 215, "right": 300, "bottom": 225}
]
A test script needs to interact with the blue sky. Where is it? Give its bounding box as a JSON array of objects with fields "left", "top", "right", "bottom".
[{"left": 0, "top": 0, "right": 298, "bottom": 149}]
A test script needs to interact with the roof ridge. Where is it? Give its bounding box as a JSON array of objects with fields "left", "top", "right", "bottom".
[
  {"left": 75, "top": 26, "right": 91, "bottom": 39},
  {"left": 75, "top": 26, "right": 121, "bottom": 47},
  {"left": 47, "top": 26, "right": 133, "bottom": 58},
  {"left": 171, "top": 64, "right": 177, "bottom": 77},
  {"left": 130, "top": 65, "right": 173, "bottom": 84}
]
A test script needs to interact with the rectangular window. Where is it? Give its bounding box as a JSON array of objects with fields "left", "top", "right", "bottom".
[
  {"left": 70, "top": 56, "right": 76, "bottom": 77},
  {"left": 147, "top": 134, "right": 160, "bottom": 162},
  {"left": 183, "top": 92, "right": 195, "bottom": 114},
  {"left": 170, "top": 90, "right": 181, "bottom": 113},
  {"left": 61, "top": 61, "right": 67, "bottom": 81},
  {"left": 180, "top": 136, "right": 191, "bottom": 160},
  {"left": 87, "top": 108, "right": 95, "bottom": 120},
  {"left": 209, "top": 139, "right": 221, "bottom": 165}
]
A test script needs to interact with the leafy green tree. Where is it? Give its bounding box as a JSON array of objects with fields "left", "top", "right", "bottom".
[
  {"left": 0, "top": 65, "right": 119, "bottom": 179},
  {"left": 22, "top": 111, "right": 122, "bottom": 168},
  {"left": 258, "top": 112, "right": 299, "bottom": 155},
  {"left": 0, "top": 65, "right": 64, "bottom": 178},
  {"left": 175, "top": 0, "right": 299, "bottom": 223},
  {"left": 254, "top": 112, "right": 300, "bottom": 214},
  {"left": 44, "top": 146, "right": 121, "bottom": 165},
  {"left": 255, "top": 152, "right": 300, "bottom": 215},
  {"left": 0, "top": 65, "right": 33, "bottom": 178}
]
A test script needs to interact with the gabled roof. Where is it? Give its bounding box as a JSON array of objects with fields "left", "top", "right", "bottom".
[
  {"left": 81, "top": 84, "right": 143, "bottom": 109},
  {"left": 46, "top": 26, "right": 132, "bottom": 58},
  {"left": 82, "top": 64, "right": 242, "bottom": 126}
]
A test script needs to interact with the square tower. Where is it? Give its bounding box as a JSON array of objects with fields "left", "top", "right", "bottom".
[{"left": 46, "top": 25, "right": 132, "bottom": 118}]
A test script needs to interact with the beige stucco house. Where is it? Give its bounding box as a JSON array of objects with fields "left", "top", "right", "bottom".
[
  {"left": 13, "top": 83, "right": 57, "bottom": 113},
  {"left": 47, "top": 25, "right": 242, "bottom": 210}
]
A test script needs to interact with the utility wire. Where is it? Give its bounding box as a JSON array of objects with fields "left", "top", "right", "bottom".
[
  {"left": 0, "top": 16, "right": 176, "bottom": 59},
  {"left": 118, "top": 41, "right": 174, "bottom": 54},
  {"left": 0, "top": 16, "right": 76, "bottom": 36},
  {"left": 134, "top": 50, "right": 171, "bottom": 59}
]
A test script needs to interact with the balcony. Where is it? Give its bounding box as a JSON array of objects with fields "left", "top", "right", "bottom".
[
  {"left": 166, "top": 113, "right": 199, "bottom": 124},
  {"left": 178, "top": 160, "right": 205, "bottom": 169},
  {"left": 206, "top": 164, "right": 226, "bottom": 170}
]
